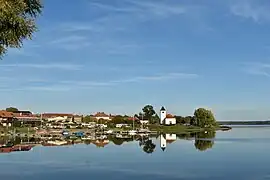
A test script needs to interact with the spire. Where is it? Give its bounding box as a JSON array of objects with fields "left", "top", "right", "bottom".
[
  {"left": 160, "top": 106, "right": 166, "bottom": 111},
  {"left": 161, "top": 147, "right": 166, "bottom": 151}
]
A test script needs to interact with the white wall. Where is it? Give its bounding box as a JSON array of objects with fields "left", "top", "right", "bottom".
[
  {"left": 160, "top": 110, "right": 166, "bottom": 124},
  {"left": 165, "top": 118, "right": 176, "bottom": 125}
]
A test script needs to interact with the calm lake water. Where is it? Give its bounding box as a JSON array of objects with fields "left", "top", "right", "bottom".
[{"left": 1, "top": 127, "right": 270, "bottom": 180}]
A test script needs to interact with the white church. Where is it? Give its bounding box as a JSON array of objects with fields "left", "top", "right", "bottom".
[{"left": 160, "top": 106, "right": 176, "bottom": 125}]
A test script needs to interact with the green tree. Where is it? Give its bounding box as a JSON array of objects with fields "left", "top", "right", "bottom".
[
  {"left": 0, "top": 0, "right": 43, "bottom": 58},
  {"left": 82, "top": 115, "right": 95, "bottom": 123},
  {"left": 142, "top": 105, "right": 156, "bottom": 122},
  {"left": 6, "top": 107, "right": 18, "bottom": 112},
  {"left": 111, "top": 115, "right": 125, "bottom": 124},
  {"left": 194, "top": 131, "right": 216, "bottom": 151},
  {"left": 194, "top": 108, "right": 217, "bottom": 128},
  {"left": 150, "top": 114, "right": 160, "bottom": 124}
]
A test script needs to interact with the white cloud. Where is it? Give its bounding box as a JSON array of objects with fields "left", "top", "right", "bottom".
[
  {"left": 0, "top": 63, "right": 83, "bottom": 71},
  {"left": 89, "top": 0, "right": 187, "bottom": 20},
  {"left": 242, "top": 62, "right": 270, "bottom": 77},
  {"left": 112, "top": 72, "right": 198, "bottom": 83},
  {"left": 49, "top": 35, "right": 91, "bottom": 50},
  {"left": 230, "top": 1, "right": 270, "bottom": 23},
  {"left": 0, "top": 72, "right": 198, "bottom": 92}
]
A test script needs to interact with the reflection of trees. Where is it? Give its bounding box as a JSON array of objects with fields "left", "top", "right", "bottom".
[
  {"left": 108, "top": 136, "right": 133, "bottom": 146},
  {"left": 194, "top": 131, "right": 216, "bottom": 151},
  {"left": 138, "top": 137, "right": 156, "bottom": 154},
  {"left": 176, "top": 133, "right": 196, "bottom": 140}
]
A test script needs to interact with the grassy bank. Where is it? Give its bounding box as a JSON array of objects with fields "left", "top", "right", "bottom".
[
  {"left": 148, "top": 124, "right": 204, "bottom": 133},
  {"left": 148, "top": 124, "right": 232, "bottom": 133}
]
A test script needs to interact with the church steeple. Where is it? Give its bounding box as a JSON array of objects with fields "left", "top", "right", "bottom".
[
  {"left": 160, "top": 106, "right": 166, "bottom": 124},
  {"left": 160, "top": 106, "right": 166, "bottom": 111}
]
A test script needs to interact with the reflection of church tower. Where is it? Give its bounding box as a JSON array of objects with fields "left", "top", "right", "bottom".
[
  {"left": 160, "top": 134, "right": 167, "bottom": 151},
  {"left": 160, "top": 106, "right": 166, "bottom": 125}
]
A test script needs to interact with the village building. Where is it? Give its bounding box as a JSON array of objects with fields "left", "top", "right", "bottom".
[
  {"left": 42, "top": 113, "right": 74, "bottom": 122},
  {"left": 0, "top": 110, "right": 14, "bottom": 127},
  {"left": 93, "top": 112, "right": 111, "bottom": 121},
  {"left": 160, "top": 106, "right": 176, "bottom": 125}
]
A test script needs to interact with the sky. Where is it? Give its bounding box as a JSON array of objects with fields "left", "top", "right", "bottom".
[{"left": 1, "top": 0, "right": 270, "bottom": 120}]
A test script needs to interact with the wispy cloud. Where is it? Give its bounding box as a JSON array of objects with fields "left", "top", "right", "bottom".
[
  {"left": 49, "top": 35, "right": 91, "bottom": 50},
  {"left": 1, "top": 72, "right": 198, "bottom": 92},
  {"left": 112, "top": 72, "right": 198, "bottom": 83},
  {"left": 230, "top": 1, "right": 270, "bottom": 23},
  {"left": 89, "top": 0, "right": 187, "bottom": 20},
  {"left": 242, "top": 62, "right": 270, "bottom": 77},
  {"left": 0, "top": 63, "right": 83, "bottom": 71}
]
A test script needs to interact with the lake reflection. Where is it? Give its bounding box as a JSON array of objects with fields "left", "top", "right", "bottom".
[
  {"left": 0, "top": 131, "right": 217, "bottom": 154},
  {"left": 1, "top": 127, "right": 270, "bottom": 180}
]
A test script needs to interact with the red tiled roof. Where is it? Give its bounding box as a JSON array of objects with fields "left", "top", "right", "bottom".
[
  {"left": 127, "top": 117, "right": 139, "bottom": 121},
  {"left": 91, "top": 140, "right": 109, "bottom": 147},
  {"left": 0, "top": 110, "right": 14, "bottom": 118},
  {"left": 42, "top": 113, "right": 73, "bottom": 117},
  {"left": 94, "top": 112, "right": 109, "bottom": 117},
  {"left": 166, "top": 114, "right": 175, "bottom": 118}
]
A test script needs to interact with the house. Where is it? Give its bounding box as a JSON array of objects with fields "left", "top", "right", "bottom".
[
  {"left": 116, "top": 124, "right": 130, "bottom": 128},
  {"left": 134, "top": 116, "right": 149, "bottom": 125},
  {"left": 12, "top": 110, "right": 32, "bottom": 117},
  {"left": 0, "top": 110, "right": 14, "bottom": 127},
  {"left": 14, "top": 114, "right": 41, "bottom": 127},
  {"left": 42, "top": 113, "right": 73, "bottom": 122},
  {"left": 93, "top": 112, "right": 111, "bottom": 121},
  {"left": 160, "top": 106, "right": 176, "bottom": 125},
  {"left": 73, "top": 115, "right": 83, "bottom": 124}
]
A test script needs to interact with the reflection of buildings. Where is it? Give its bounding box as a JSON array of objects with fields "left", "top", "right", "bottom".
[
  {"left": 160, "top": 134, "right": 177, "bottom": 151},
  {"left": 0, "top": 145, "right": 34, "bottom": 153},
  {"left": 91, "top": 139, "right": 109, "bottom": 148},
  {"left": 160, "top": 107, "right": 176, "bottom": 125}
]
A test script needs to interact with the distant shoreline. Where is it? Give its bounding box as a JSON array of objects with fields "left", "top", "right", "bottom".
[{"left": 218, "top": 121, "right": 270, "bottom": 125}]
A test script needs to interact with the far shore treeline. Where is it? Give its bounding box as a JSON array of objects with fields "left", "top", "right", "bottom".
[{"left": 218, "top": 121, "right": 270, "bottom": 125}]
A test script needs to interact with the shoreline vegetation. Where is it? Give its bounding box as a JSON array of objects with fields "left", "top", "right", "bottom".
[
  {"left": 218, "top": 121, "right": 270, "bottom": 125},
  {"left": 0, "top": 104, "right": 233, "bottom": 136}
]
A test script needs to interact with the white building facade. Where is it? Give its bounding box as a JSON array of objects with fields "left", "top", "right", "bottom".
[{"left": 160, "top": 106, "right": 176, "bottom": 125}]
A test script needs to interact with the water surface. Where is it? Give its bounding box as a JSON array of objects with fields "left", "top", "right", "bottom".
[{"left": 1, "top": 127, "right": 270, "bottom": 180}]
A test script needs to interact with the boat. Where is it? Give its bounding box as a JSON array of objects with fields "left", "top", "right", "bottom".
[
  {"left": 128, "top": 130, "right": 137, "bottom": 136},
  {"left": 81, "top": 136, "right": 95, "bottom": 140},
  {"left": 128, "top": 116, "right": 137, "bottom": 135},
  {"left": 104, "top": 130, "right": 113, "bottom": 134},
  {"left": 46, "top": 140, "right": 68, "bottom": 146}
]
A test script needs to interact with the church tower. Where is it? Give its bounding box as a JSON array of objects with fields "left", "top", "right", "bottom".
[
  {"left": 160, "top": 134, "right": 166, "bottom": 151},
  {"left": 160, "top": 106, "right": 166, "bottom": 124}
]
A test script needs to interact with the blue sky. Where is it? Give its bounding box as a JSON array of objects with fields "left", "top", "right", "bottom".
[{"left": 1, "top": 0, "right": 270, "bottom": 120}]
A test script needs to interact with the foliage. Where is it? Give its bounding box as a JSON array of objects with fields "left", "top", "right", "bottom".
[
  {"left": 0, "top": 0, "right": 43, "bottom": 58},
  {"left": 111, "top": 115, "right": 126, "bottom": 124},
  {"left": 193, "top": 108, "right": 217, "bottom": 128},
  {"left": 194, "top": 131, "right": 216, "bottom": 151},
  {"left": 82, "top": 115, "right": 95, "bottom": 123},
  {"left": 175, "top": 116, "right": 194, "bottom": 125},
  {"left": 150, "top": 114, "right": 160, "bottom": 124},
  {"left": 148, "top": 124, "right": 201, "bottom": 133},
  {"left": 6, "top": 107, "right": 18, "bottom": 112},
  {"left": 142, "top": 105, "right": 156, "bottom": 121},
  {"left": 13, "top": 120, "right": 22, "bottom": 127}
]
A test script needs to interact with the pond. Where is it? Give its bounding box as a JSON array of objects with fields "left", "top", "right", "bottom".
[{"left": 0, "top": 127, "right": 269, "bottom": 180}]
